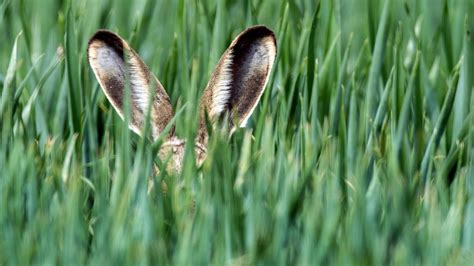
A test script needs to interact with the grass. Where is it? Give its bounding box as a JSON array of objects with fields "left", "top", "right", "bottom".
[{"left": 1, "top": 0, "right": 474, "bottom": 264}]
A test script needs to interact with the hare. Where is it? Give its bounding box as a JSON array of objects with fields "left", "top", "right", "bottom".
[{"left": 87, "top": 25, "right": 277, "bottom": 174}]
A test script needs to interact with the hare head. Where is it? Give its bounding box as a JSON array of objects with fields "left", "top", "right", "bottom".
[{"left": 87, "top": 25, "right": 276, "bottom": 173}]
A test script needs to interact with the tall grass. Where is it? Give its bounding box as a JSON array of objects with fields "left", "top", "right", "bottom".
[{"left": 1, "top": 0, "right": 474, "bottom": 264}]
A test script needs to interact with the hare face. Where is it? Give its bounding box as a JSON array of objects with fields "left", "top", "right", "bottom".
[
  {"left": 87, "top": 26, "right": 276, "bottom": 173},
  {"left": 158, "top": 137, "right": 207, "bottom": 174}
]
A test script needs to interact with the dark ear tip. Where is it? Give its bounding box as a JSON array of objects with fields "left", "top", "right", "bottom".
[
  {"left": 245, "top": 25, "right": 275, "bottom": 36},
  {"left": 87, "top": 29, "right": 125, "bottom": 58},
  {"left": 89, "top": 30, "right": 122, "bottom": 44},
  {"left": 237, "top": 25, "right": 277, "bottom": 48}
]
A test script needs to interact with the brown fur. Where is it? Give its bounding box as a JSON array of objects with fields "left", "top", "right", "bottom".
[{"left": 87, "top": 26, "right": 277, "bottom": 174}]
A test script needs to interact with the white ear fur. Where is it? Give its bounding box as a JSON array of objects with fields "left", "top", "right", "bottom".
[
  {"left": 128, "top": 56, "right": 152, "bottom": 114},
  {"left": 210, "top": 52, "right": 234, "bottom": 118}
]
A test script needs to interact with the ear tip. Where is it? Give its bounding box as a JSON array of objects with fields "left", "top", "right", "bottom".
[
  {"left": 239, "top": 25, "right": 277, "bottom": 49},
  {"left": 87, "top": 29, "right": 125, "bottom": 60},
  {"left": 89, "top": 30, "right": 121, "bottom": 43},
  {"left": 246, "top": 25, "right": 275, "bottom": 35}
]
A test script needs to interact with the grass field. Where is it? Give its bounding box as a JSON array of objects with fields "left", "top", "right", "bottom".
[{"left": 1, "top": 0, "right": 474, "bottom": 264}]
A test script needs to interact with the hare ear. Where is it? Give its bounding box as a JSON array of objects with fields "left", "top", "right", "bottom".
[
  {"left": 198, "top": 25, "right": 276, "bottom": 144},
  {"left": 87, "top": 30, "right": 174, "bottom": 139}
]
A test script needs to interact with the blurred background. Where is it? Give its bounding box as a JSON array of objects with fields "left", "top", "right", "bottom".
[{"left": 1, "top": 0, "right": 474, "bottom": 264}]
